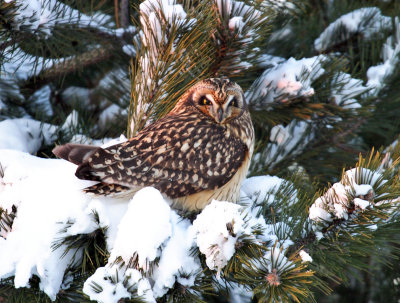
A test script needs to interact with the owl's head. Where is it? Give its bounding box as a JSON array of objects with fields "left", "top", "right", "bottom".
[{"left": 187, "top": 78, "right": 247, "bottom": 124}]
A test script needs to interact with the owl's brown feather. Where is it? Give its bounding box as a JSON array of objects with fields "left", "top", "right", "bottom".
[
  {"left": 53, "top": 78, "right": 254, "bottom": 211},
  {"left": 76, "top": 112, "right": 248, "bottom": 199}
]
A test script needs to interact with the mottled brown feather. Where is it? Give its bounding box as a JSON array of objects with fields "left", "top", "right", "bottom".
[{"left": 77, "top": 112, "right": 248, "bottom": 198}]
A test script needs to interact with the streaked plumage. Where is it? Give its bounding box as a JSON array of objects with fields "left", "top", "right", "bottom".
[{"left": 53, "top": 78, "right": 254, "bottom": 211}]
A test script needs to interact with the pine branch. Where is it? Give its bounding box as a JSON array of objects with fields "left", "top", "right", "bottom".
[
  {"left": 0, "top": 205, "right": 16, "bottom": 239},
  {"left": 128, "top": 0, "right": 217, "bottom": 136},
  {"left": 53, "top": 212, "right": 109, "bottom": 274}
]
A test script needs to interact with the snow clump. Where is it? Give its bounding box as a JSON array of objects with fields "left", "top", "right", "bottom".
[
  {"left": 0, "top": 118, "right": 57, "bottom": 153},
  {"left": 309, "top": 167, "right": 380, "bottom": 238},
  {"left": 191, "top": 200, "right": 246, "bottom": 277},
  {"left": 246, "top": 56, "right": 326, "bottom": 106},
  {"left": 314, "top": 7, "right": 391, "bottom": 52},
  {"left": 367, "top": 17, "right": 400, "bottom": 95}
]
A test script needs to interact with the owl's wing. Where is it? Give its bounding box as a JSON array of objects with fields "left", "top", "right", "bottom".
[{"left": 76, "top": 114, "right": 248, "bottom": 198}]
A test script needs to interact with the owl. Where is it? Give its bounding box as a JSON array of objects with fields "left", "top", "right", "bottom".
[{"left": 53, "top": 78, "right": 254, "bottom": 212}]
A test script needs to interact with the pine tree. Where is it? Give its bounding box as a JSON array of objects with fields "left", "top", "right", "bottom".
[{"left": 1, "top": 0, "right": 400, "bottom": 302}]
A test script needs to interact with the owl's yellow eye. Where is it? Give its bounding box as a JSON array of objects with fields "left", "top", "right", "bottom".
[
  {"left": 199, "top": 97, "right": 212, "bottom": 106},
  {"left": 228, "top": 97, "right": 238, "bottom": 107}
]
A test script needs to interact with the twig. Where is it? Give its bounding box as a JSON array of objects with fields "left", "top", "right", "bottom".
[
  {"left": 114, "top": 0, "right": 120, "bottom": 28},
  {"left": 119, "top": 0, "right": 130, "bottom": 28},
  {"left": 287, "top": 232, "right": 316, "bottom": 255},
  {"left": 332, "top": 118, "right": 365, "bottom": 154}
]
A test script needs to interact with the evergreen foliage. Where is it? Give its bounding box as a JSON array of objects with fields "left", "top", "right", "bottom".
[{"left": 1, "top": 0, "right": 400, "bottom": 302}]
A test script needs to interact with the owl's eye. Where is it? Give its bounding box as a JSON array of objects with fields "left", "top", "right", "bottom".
[
  {"left": 228, "top": 97, "right": 238, "bottom": 107},
  {"left": 199, "top": 96, "right": 212, "bottom": 106}
]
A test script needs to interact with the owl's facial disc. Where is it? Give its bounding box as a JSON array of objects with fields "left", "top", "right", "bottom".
[
  {"left": 197, "top": 94, "right": 224, "bottom": 123},
  {"left": 196, "top": 92, "right": 244, "bottom": 124}
]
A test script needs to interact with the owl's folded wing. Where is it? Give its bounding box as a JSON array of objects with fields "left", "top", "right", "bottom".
[{"left": 75, "top": 116, "right": 248, "bottom": 198}]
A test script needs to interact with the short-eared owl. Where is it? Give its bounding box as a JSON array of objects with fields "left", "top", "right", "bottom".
[{"left": 53, "top": 78, "right": 254, "bottom": 211}]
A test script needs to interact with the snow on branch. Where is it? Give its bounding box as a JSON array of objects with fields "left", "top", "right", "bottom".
[
  {"left": 367, "top": 17, "right": 400, "bottom": 95},
  {"left": 129, "top": 0, "right": 212, "bottom": 135},
  {"left": 211, "top": 0, "right": 270, "bottom": 75},
  {"left": 246, "top": 55, "right": 368, "bottom": 170},
  {"left": 140, "top": 0, "right": 190, "bottom": 62},
  {"left": 216, "top": 0, "right": 263, "bottom": 42},
  {"left": 246, "top": 55, "right": 367, "bottom": 109},
  {"left": 251, "top": 119, "right": 315, "bottom": 171},
  {"left": 2, "top": 46, "right": 57, "bottom": 81},
  {"left": 309, "top": 165, "right": 396, "bottom": 240},
  {"left": 246, "top": 56, "right": 327, "bottom": 107},
  {"left": 314, "top": 7, "right": 391, "bottom": 53},
  {"left": 0, "top": 111, "right": 105, "bottom": 154},
  {"left": 7, "top": 0, "right": 112, "bottom": 36},
  {"left": 0, "top": 148, "right": 305, "bottom": 302},
  {"left": 330, "top": 72, "right": 365, "bottom": 109},
  {"left": 0, "top": 118, "right": 57, "bottom": 153}
]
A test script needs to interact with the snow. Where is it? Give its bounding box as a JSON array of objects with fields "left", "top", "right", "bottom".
[
  {"left": 309, "top": 167, "right": 383, "bottom": 234},
  {"left": 246, "top": 54, "right": 366, "bottom": 170},
  {"left": 2, "top": 147, "right": 264, "bottom": 301},
  {"left": 122, "top": 44, "right": 136, "bottom": 57},
  {"left": 345, "top": 168, "right": 384, "bottom": 189},
  {"left": 109, "top": 187, "right": 172, "bottom": 269},
  {"left": 367, "top": 17, "right": 400, "bottom": 94},
  {"left": 330, "top": 72, "right": 366, "bottom": 109},
  {"left": 264, "top": 223, "right": 294, "bottom": 249},
  {"left": 60, "top": 86, "right": 91, "bottom": 106},
  {"left": 229, "top": 16, "right": 244, "bottom": 33},
  {"left": 354, "top": 184, "right": 374, "bottom": 197},
  {"left": 264, "top": 245, "right": 294, "bottom": 273},
  {"left": 309, "top": 202, "right": 333, "bottom": 223},
  {"left": 219, "top": 0, "right": 262, "bottom": 39},
  {"left": 246, "top": 56, "right": 326, "bottom": 106},
  {"left": 264, "top": 0, "right": 297, "bottom": 11},
  {"left": 100, "top": 135, "right": 128, "bottom": 148},
  {"left": 83, "top": 265, "right": 155, "bottom": 303},
  {"left": 151, "top": 214, "right": 199, "bottom": 298},
  {"left": 98, "top": 104, "right": 125, "bottom": 130},
  {"left": 68, "top": 134, "right": 128, "bottom": 148},
  {"left": 256, "top": 54, "right": 285, "bottom": 69},
  {"left": 0, "top": 118, "right": 57, "bottom": 153},
  {"left": 83, "top": 266, "right": 131, "bottom": 303},
  {"left": 61, "top": 110, "right": 80, "bottom": 132},
  {"left": 252, "top": 120, "right": 314, "bottom": 169},
  {"left": 299, "top": 250, "right": 312, "bottom": 263},
  {"left": 140, "top": 0, "right": 188, "bottom": 54},
  {"left": 0, "top": 150, "right": 95, "bottom": 300},
  {"left": 353, "top": 198, "right": 370, "bottom": 210},
  {"left": 229, "top": 283, "right": 253, "bottom": 303},
  {"left": 241, "top": 175, "right": 286, "bottom": 205},
  {"left": 4, "top": 0, "right": 400, "bottom": 300},
  {"left": 2, "top": 46, "right": 55, "bottom": 81},
  {"left": 132, "top": 0, "right": 194, "bottom": 136},
  {"left": 10, "top": 0, "right": 112, "bottom": 36},
  {"left": 83, "top": 199, "right": 128, "bottom": 251},
  {"left": 191, "top": 200, "right": 245, "bottom": 277},
  {"left": 28, "top": 85, "right": 54, "bottom": 116},
  {"left": 0, "top": 139, "right": 315, "bottom": 301},
  {"left": 314, "top": 7, "right": 391, "bottom": 52}
]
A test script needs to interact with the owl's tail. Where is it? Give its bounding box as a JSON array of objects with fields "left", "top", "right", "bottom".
[
  {"left": 53, "top": 143, "right": 99, "bottom": 165},
  {"left": 53, "top": 143, "right": 104, "bottom": 182},
  {"left": 53, "top": 144, "right": 133, "bottom": 196}
]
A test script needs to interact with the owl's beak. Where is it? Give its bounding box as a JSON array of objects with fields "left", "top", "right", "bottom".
[{"left": 217, "top": 107, "right": 224, "bottom": 122}]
